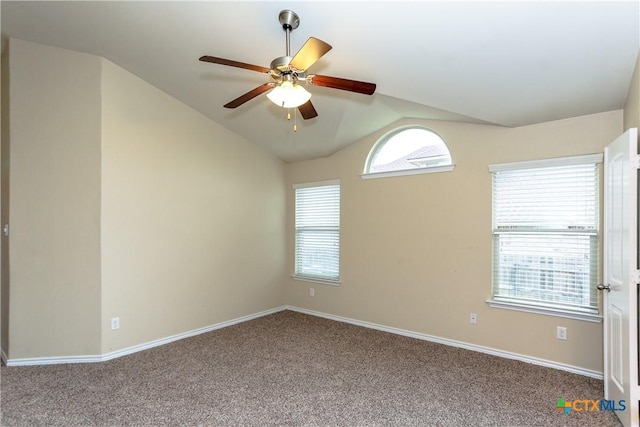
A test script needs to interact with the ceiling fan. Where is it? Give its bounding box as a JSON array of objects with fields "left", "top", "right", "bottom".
[{"left": 199, "top": 10, "right": 376, "bottom": 121}]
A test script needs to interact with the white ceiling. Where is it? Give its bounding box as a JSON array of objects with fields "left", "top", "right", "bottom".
[{"left": 2, "top": 1, "right": 639, "bottom": 162}]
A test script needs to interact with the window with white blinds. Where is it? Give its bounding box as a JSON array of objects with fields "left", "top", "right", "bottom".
[
  {"left": 490, "top": 154, "right": 602, "bottom": 317},
  {"left": 294, "top": 181, "right": 340, "bottom": 283}
]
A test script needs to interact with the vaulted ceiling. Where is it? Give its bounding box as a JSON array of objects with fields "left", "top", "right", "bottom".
[{"left": 2, "top": 1, "right": 639, "bottom": 162}]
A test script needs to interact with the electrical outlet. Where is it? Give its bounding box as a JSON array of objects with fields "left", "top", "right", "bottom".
[
  {"left": 111, "top": 317, "right": 120, "bottom": 330},
  {"left": 469, "top": 313, "right": 478, "bottom": 324},
  {"left": 310, "top": 288, "right": 315, "bottom": 297},
  {"left": 557, "top": 326, "right": 567, "bottom": 340}
]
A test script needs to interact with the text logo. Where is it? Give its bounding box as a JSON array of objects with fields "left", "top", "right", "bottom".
[{"left": 556, "top": 398, "right": 626, "bottom": 415}]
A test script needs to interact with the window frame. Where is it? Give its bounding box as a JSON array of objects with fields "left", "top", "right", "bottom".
[
  {"left": 292, "top": 180, "right": 341, "bottom": 285},
  {"left": 361, "top": 126, "right": 455, "bottom": 180},
  {"left": 487, "top": 153, "right": 603, "bottom": 323}
]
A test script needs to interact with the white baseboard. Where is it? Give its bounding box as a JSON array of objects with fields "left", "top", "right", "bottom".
[
  {"left": 6, "top": 353, "right": 104, "bottom": 366},
  {"left": 4, "top": 306, "right": 287, "bottom": 367},
  {"left": 286, "top": 305, "right": 604, "bottom": 380},
  {"left": 100, "top": 306, "right": 287, "bottom": 363},
  {"left": 4, "top": 305, "right": 604, "bottom": 379}
]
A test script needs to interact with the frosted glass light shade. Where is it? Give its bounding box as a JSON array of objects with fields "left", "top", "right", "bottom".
[{"left": 267, "top": 81, "right": 311, "bottom": 108}]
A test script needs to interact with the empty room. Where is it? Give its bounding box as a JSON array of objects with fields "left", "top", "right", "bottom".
[{"left": 1, "top": 1, "right": 640, "bottom": 426}]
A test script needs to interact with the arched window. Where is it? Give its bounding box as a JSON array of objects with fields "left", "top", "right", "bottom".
[{"left": 363, "top": 126, "right": 454, "bottom": 178}]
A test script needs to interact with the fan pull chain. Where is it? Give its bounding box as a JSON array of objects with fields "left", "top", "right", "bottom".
[{"left": 285, "top": 108, "right": 297, "bottom": 132}]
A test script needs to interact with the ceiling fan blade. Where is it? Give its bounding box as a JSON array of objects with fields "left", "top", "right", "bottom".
[
  {"left": 298, "top": 100, "right": 318, "bottom": 120},
  {"left": 307, "top": 74, "right": 376, "bottom": 95},
  {"left": 224, "top": 83, "right": 275, "bottom": 109},
  {"left": 289, "top": 37, "right": 332, "bottom": 72},
  {"left": 199, "top": 56, "right": 271, "bottom": 74}
]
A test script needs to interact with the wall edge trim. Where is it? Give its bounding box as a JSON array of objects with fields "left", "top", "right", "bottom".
[
  {"left": 4, "top": 305, "right": 600, "bottom": 379},
  {"left": 4, "top": 306, "right": 287, "bottom": 366},
  {"left": 285, "top": 305, "right": 603, "bottom": 380}
]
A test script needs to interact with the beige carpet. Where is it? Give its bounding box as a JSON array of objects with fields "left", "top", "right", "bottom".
[{"left": 0, "top": 310, "right": 622, "bottom": 426}]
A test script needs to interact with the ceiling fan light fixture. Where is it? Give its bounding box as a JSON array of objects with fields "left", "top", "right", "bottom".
[{"left": 267, "top": 80, "right": 311, "bottom": 108}]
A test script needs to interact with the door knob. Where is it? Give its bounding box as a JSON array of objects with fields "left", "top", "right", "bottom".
[{"left": 597, "top": 284, "right": 611, "bottom": 292}]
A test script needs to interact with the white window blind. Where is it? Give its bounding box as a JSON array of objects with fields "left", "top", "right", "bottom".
[
  {"left": 294, "top": 182, "right": 340, "bottom": 281},
  {"left": 490, "top": 155, "right": 601, "bottom": 316}
]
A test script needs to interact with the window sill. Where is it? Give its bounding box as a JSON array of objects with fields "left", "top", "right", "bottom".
[
  {"left": 361, "top": 164, "right": 455, "bottom": 180},
  {"left": 291, "top": 275, "right": 340, "bottom": 286},
  {"left": 486, "top": 300, "right": 602, "bottom": 323}
]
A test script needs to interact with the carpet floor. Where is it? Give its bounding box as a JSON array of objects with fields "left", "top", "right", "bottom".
[{"left": 0, "top": 310, "right": 622, "bottom": 426}]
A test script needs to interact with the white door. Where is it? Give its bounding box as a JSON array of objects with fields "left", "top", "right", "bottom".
[{"left": 603, "top": 127, "right": 639, "bottom": 426}]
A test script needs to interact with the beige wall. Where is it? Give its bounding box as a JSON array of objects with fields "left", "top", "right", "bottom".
[
  {"left": 624, "top": 50, "right": 640, "bottom": 131},
  {"left": 5, "top": 39, "right": 102, "bottom": 358},
  {"left": 284, "top": 111, "right": 622, "bottom": 373},
  {"left": 2, "top": 39, "right": 286, "bottom": 359},
  {"left": 100, "top": 60, "right": 286, "bottom": 353}
]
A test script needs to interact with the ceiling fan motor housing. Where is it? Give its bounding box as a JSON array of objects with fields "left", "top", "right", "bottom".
[{"left": 270, "top": 56, "right": 293, "bottom": 73}]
